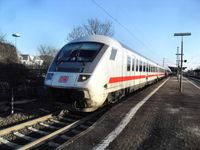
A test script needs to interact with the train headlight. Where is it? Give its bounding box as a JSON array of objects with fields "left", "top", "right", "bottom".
[
  {"left": 78, "top": 75, "right": 91, "bottom": 82},
  {"left": 46, "top": 73, "right": 54, "bottom": 80}
]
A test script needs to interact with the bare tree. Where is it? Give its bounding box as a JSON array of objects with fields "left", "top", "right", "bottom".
[
  {"left": 0, "top": 33, "right": 19, "bottom": 64},
  {"left": 0, "top": 41, "right": 18, "bottom": 64},
  {"left": 0, "top": 33, "right": 7, "bottom": 43},
  {"left": 38, "top": 45, "right": 58, "bottom": 70},
  {"left": 67, "top": 26, "right": 86, "bottom": 41},
  {"left": 67, "top": 18, "right": 114, "bottom": 41}
]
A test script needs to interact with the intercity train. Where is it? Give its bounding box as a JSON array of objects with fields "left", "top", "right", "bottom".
[{"left": 44, "top": 35, "right": 167, "bottom": 112}]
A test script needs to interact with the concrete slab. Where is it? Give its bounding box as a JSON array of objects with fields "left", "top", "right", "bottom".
[{"left": 57, "top": 77, "right": 200, "bottom": 150}]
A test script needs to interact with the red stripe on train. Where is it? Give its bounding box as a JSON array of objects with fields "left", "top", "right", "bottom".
[{"left": 109, "top": 73, "right": 165, "bottom": 84}]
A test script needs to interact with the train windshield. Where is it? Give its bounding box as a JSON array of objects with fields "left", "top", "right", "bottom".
[{"left": 56, "top": 42, "right": 103, "bottom": 63}]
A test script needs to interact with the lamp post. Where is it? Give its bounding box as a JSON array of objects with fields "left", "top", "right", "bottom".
[
  {"left": 174, "top": 32, "right": 191, "bottom": 93},
  {"left": 12, "top": 33, "right": 20, "bottom": 50},
  {"left": 11, "top": 33, "right": 20, "bottom": 114}
]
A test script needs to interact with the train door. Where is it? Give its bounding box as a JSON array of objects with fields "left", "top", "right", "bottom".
[
  {"left": 120, "top": 49, "right": 127, "bottom": 96},
  {"left": 146, "top": 61, "right": 149, "bottom": 83},
  {"left": 126, "top": 55, "right": 131, "bottom": 89},
  {"left": 139, "top": 59, "right": 142, "bottom": 86},
  {"left": 132, "top": 56, "right": 136, "bottom": 91},
  {"left": 121, "top": 48, "right": 126, "bottom": 94},
  {"left": 135, "top": 58, "right": 139, "bottom": 88}
]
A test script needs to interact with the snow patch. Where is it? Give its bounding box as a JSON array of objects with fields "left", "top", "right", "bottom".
[
  {"left": 187, "top": 126, "right": 200, "bottom": 137},
  {"left": 166, "top": 108, "right": 180, "bottom": 114}
]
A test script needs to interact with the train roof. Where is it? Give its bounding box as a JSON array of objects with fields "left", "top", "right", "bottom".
[
  {"left": 69, "top": 35, "right": 120, "bottom": 46},
  {"left": 69, "top": 35, "right": 166, "bottom": 69}
]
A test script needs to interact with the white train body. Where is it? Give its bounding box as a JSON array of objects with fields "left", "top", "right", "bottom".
[{"left": 45, "top": 35, "right": 166, "bottom": 112}]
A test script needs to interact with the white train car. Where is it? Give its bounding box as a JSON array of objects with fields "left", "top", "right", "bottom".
[{"left": 45, "top": 35, "right": 166, "bottom": 112}]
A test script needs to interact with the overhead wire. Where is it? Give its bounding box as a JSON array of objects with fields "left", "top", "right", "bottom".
[{"left": 91, "top": 0, "right": 160, "bottom": 59}]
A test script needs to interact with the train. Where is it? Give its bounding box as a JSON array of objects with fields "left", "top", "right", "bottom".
[
  {"left": 44, "top": 35, "right": 167, "bottom": 112},
  {"left": 185, "top": 69, "right": 200, "bottom": 79}
]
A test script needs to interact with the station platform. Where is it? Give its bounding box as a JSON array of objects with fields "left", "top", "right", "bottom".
[{"left": 58, "top": 76, "right": 200, "bottom": 150}]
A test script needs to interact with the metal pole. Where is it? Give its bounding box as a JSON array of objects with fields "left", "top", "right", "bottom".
[
  {"left": 15, "top": 37, "right": 17, "bottom": 49},
  {"left": 11, "top": 88, "right": 14, "bottom": 114},
  {"left": 162, "top": 58, "right": 165, "bottom": 67},
  {"left": 176, "top": 47, "right": 179, "bottom": 81},
  {"left": 174, "top": 32, "right": 191, "bottom": 93},
  {"left": 12, "top": 33, "right": 20, "bottom": 51},
  {"left": 12, "top": 37, "right": 16, "bottom": 114},
  {"left": 180, "top": 36, "right": 183, "bottom": 92}
]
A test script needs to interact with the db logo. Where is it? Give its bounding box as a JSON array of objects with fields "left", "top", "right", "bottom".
[{"left": 59, "top": 76, "right": 69, "bottom": 83}]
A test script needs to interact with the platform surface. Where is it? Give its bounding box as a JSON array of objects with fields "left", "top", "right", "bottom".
[{"left": 58, "top": 76, "right": 200, "bottom": 150}]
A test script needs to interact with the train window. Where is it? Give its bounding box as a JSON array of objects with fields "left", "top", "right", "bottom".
[
  {"left": 139, "top": 61, "right": 141, "bottom": 71},
  {"left": 142, "top": 62, "right": 144, "bottom": 72},
  {"left": 110, "top": 48, "right": 117, "bottom": 60},
  {"left": 148, "top": 64, "right": 150, "bottom": 72},
  {"left": 144, "top": 62, "right": 146, "bottom": 72},
  {"left": 139, "top": 61, "right": 143, "bottom": 72},
  {"left": 56, "top": 42, "right": 103, "bottom": 63},
  {"left": 136, "top": 59, "right": 138, "bottom": 71},
  {"left": 127, "top": 56, "right": 131, "bottom": 71},
  {"left": 132, "top": 58, "right": 135, "bottom": 71},
  {"left": 149, "top": 65, "right": 150, "bottom": 72},
  {"left": 146, "top": 63, "right": 148, "bottom": 72}
]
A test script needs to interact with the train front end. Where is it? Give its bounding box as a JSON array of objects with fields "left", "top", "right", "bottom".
[{"left": 44, "top": 41, "right": 105, "bottom": 112}]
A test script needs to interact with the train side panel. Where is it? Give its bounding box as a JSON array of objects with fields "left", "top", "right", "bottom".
[{"left": 44, "top": 35, "right": 167, "bottom": 112}]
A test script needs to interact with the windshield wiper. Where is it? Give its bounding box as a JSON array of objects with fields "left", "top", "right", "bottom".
[{"left": 56, "top": 59, "right": 68, "bottom": 65}]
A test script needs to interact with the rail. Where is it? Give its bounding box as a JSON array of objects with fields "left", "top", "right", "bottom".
[{"left": 0, "top": 108, "right": 108, "bottom": 149}]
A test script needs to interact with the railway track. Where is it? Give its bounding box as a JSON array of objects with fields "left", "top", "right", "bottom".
[
  {"left": 0, "top": 108, "right": 108, "bottom": 149},
  {"left": 187, "top": 76, "right": 200, "bottom": 83}
]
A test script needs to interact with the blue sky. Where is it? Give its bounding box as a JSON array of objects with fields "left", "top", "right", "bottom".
[{"left": 0, "top": 0, "right": 200, "bottom": 69}]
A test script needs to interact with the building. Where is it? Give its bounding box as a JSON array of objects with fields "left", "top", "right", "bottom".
[
  {"left": 33, "top": 56, "right": 43, "bottom": 66},
  {"left": 19, "top": 54, "right": 43, "bottom": 66},
  {"left": 19, "top": 54, "right": 33, "bottom": 65}
]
